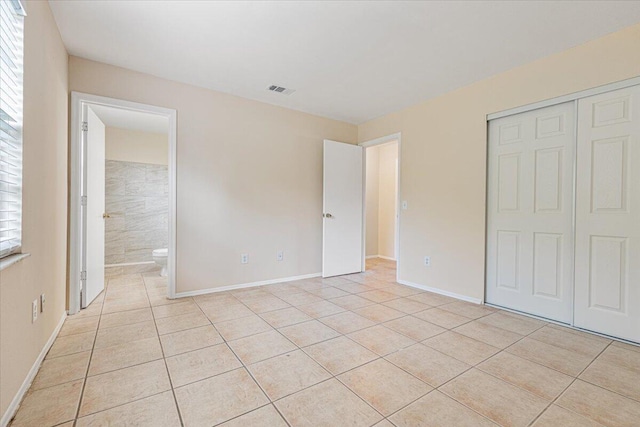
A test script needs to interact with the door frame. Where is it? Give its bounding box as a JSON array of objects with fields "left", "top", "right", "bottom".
[
  {"left": 359, "top": 132, "right": 402, "bottom": 282},
  {"left": 69, "top": 92, "right": 177, "bottom": 315},
  {"left": 487, "top": 75, "right": 640, "bottom": 120}
]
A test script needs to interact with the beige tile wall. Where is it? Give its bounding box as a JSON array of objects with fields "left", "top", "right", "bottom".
[{"left": 104, "top": 160, "right": 168, "bottom": 265}]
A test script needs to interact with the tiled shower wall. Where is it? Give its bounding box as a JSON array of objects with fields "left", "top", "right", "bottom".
[{"left": 105, "top": 160, "right": 168, "bottom": 269}]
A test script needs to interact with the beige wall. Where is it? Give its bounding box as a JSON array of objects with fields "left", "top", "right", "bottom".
[
  {"left": 106, "top": 127, "right": 168, "bottom": 165},
  {"left": 0, "top": 1, "right": 68, "bottom": 420},
  {"left": 365, "top": 146, "right": 379, "bottom": 256},
  {"left": 365, "top": 142, "right": 398, "bottom": 259},
  {"left": 358, "top": 23, "right": 640, "bottom": 301},
  {"left": 377, "top": 143, "right": 398, "bottom": 259},
  {"left": 69, "top": 56, "right": 357, "bottom": 293}
]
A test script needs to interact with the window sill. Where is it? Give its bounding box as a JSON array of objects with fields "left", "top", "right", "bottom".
[{"left": 0, "top": 253, "right": 31, "bottom": 271}]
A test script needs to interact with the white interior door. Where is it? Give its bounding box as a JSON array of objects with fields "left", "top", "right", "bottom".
[
  {"left": 82, "top": 107, "right": 106, "bottom": 308},
  {"left": 486, "top": 102, "right": 575, "bottom": 323},
  {"left": 574, "top": 85, "right": 640, "bottom": 342},
  {"left": 323, "top": 140, "right": 363, "bottom": 277}
]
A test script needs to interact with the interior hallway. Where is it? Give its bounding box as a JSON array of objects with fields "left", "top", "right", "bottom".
[{"left": 10, "top": 259, "right": 640, "bottom": 426}]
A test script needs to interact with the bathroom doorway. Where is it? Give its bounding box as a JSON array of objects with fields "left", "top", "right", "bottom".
[
  {"left": 69, "top": 93, "right": 177, "bottom": 314},
  {"left": 98, "top": 107, "right": 169, "bottom": 279},
  {"left": 361, "top": 133, "right": 400, "bottom": 276}
]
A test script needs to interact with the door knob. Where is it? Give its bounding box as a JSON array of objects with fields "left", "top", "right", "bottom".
[
  {"left": 323, "top": 213, "right": 333, "bottom": 218},
  {"left": 102, "top": 213, "right": 111, "bottom": 219}
]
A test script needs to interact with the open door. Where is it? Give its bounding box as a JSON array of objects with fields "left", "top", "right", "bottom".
[
  {"left": 81, "top": 107, "right": 106, "bottom": 307},
  {"left": 323, "top": 140, "right": 363, "bottom": 277}
]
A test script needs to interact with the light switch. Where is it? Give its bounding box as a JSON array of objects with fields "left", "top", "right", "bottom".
[{"left": 401, "top": 201, "right": 408, "bottom": 210}]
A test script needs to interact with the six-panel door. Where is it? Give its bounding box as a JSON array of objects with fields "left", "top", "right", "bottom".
[
  {"left": 574, "top": 85, "right": 640, "bottom": 342},
  {"left": 486, "top": 102, "right": 575, "bottom": 323}
]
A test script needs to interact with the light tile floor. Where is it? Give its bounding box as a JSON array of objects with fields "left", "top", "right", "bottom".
[{"left": 10, "top": 258, "right": 640, "bottom": 426}]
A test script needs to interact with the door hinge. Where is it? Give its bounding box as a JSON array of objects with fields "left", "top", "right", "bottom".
[
  {"left": 81, "top": 195, "right": 87, "bottom": 206},
  {"left": 80, "top": 270, "right": 87, "bottom": 281},
  {"left": 82, "top": 121, "right": 88, "bottom": 132}
]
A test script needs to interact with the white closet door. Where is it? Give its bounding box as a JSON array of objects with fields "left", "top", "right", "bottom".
[
  {"left": 486, "top": 102, "right": 575, "bottom": 323},
  {"left": 575, "top": 85, "right": 640, "bottom": 342}
]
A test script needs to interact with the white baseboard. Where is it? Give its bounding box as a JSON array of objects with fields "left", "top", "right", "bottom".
[
  {"left": 365, "top": 255, "right": 396, "bottom": 261},
  {"left": 1, "top": 311, "right": 67, "bottom": 427},
  {"left": 174, "top": 272, "right": 322, "bottom": 298},
  {"left": 105, "top": 261, "right": 155, "bottom": 267},
  {"left": 397, "top": 279, "right": 483, "bottom": 305}
]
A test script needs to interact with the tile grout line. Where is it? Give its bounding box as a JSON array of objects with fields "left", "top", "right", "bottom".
[
  {"left": 429, "top": 314, "right": 617, "bottom": 426},
  {"left": 255, "top": 307, "right": 314, "bottom": 329},
  {"left": 377, "top": 334, "right": 508, "bottom": 423},
  {"left": 242, "top": 281, "right": 469, "bottom": 422},
  {"left": 500, "top": 329, "right": 611, "bottom": 378},
  {"left": 71, "top": 274, "right": 107, "bottom": 427},
  {"left": 328, "top": 356, "right": 422, "bottom": 421},
  {"left": 208, "top": 402, "right": 285, "bottom": 427},
  {"left": 525, "top": 340, "right": 614, "bottom": 427},
  {"left": 71, "top": 390, "right": 176, "bottom": 424},
  {"left": 142, "top": 274, "right": 186, "bottom": 427},
  {"left": 203, "top": 287, "right": 324, "bottom": 401},
  {"left": 571, "top": 368, "right": 640, "bottom": 405},
  {"left": 196, "top": 281, "right": 392, "bottom": 424},
  {"left": 191, "top": 293, "right": 294, "bottom": 427},
  {"left": 426, "top": 313, "right": 552, "bottom": 426},
  {"left": 74, "top": 279, "right": 186, "bottom": 417}
]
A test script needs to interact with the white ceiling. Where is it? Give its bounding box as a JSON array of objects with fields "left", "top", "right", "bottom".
[
  {"left": 90, "top": 105, "right": 168, "bottom": 133},
  {"left": 49, "top": 1, "right": 640, "bottom": 124}
]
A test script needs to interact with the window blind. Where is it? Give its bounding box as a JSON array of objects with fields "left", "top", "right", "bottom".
[{"left": 0, "top": 0, "right": 24, "bottom": 258}]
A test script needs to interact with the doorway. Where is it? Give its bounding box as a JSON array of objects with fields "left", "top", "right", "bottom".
[
  {"left": 69, "top": 92, "right": 177, "bottom": 315},
  {"left": 98, "top": 107, "right": 170, "bottom": 279},
  {"left": 361, "top": 133, "right": 401, "bottom": 279},
  {"left": 321, "top": 133, "right": 401, "bottom": 280},
  {"left": 365, "top": 141, "right": 398, "bottom": 261}
]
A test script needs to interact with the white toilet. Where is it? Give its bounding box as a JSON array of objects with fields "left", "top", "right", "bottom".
[{"left": 152, "top": 248, "right": 168, "bottom": 277}]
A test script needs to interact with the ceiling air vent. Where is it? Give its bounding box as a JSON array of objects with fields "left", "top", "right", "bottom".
[{"left": 267, "top": 85, "right": 295, "bottom": 95}]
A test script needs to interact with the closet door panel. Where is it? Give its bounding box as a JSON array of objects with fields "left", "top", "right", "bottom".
[
  {"left": 575, "top": 85, "right": 640, "bottom": 342},
  {"left": 486, "top": 102, "right": 575, "bottom": 322}
]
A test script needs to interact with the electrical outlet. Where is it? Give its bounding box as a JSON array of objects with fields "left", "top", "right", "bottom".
[
  {"left": 40, "top": 294, "right": 46, "bottom": 313},
  {"left": 424, "top": 256, "right": 431, "bottom": 267},
  {"left": 241, "top": 254, "right": 249, "bottom": 264},
  {"left": 277, "top": 250, "right": 284, "bottom": 261},
  {"left": 32, "top": 299, "right": 38, "bottom": 323},
  {"left": 402, "top": 200, "right": 408, "bottom": 210}
]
